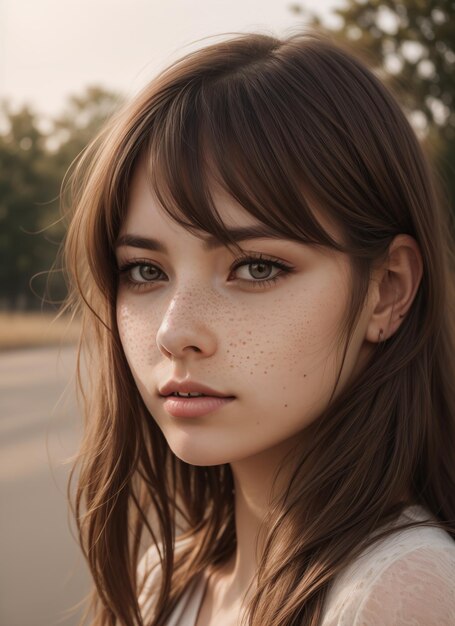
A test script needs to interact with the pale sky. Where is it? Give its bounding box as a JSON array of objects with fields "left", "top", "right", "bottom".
[{"left": 0, "top": 0, "right": 344, "bottom": 123}]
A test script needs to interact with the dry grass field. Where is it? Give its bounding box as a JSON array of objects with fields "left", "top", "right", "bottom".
[{"left": 0, "top": 311, "right": 82, "bottom": 351}]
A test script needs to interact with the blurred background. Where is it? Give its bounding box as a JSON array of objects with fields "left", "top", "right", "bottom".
[{"left": 0, "top": 1, "right": 453, "bottom": 624}]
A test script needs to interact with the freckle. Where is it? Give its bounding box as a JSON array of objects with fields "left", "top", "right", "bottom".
[
  {"left": 246, "top": 356, "right": 250, "bottom": 359},
  {"left": 284, "top": 404, "right": 288, "bottom": 408}
]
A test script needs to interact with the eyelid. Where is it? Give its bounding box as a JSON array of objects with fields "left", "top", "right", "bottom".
[{"left": 116, "top": 249, "right": 293, "bottom": 268}]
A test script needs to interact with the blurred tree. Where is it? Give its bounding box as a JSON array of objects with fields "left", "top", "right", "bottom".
[
  {"left": 0, "top": 102, "right": 55, "bottom": 309},
  {"left": 289, "top": 0, "right": 455, "bottom": 212},
  {"left": 47, "top": 85, "right": 123, "bottom": 181},
  {"left": 43, "top": 85, "right": 124, "bottom": 261},
  {"left": 0, "top": 86, "right": 122, "bottom": 310},
  {"left": 43, "top": 86, "right": 123, "bottom": 310}
]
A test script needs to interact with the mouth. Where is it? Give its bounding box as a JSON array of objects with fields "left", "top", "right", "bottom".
[
  {"left": 158, "top": 380, "right": 235, "bottom": 398},
  {"left": 161, "top": 393, "right": 236, "bottom": 399},
  {"left": 161, "top": 394, "right": 236, "bottom": 418}
]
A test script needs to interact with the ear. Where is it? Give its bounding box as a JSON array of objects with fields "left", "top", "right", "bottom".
[{"left": 365, "top": 234, "right": 423, "bottom": 343}]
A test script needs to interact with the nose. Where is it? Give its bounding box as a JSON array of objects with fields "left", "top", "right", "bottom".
[{"left": 155, "top": 294, "right": 218, "bottom": 361}]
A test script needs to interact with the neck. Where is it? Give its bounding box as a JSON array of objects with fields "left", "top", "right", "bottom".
[{"left": 211, "top": 436, "right": 301, "bottom": 604}]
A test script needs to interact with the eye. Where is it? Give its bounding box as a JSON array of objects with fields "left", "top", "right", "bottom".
[
  {"left": 117, "top": 260, "right": 165, "bottom": 290},
  {"left": 130, "top": 265, "right": 161, "bottom": 282},
  {"left": 229, "top": 254, "right": 294, "bottom": 289},
  {"left": 117, "top": 253, "right": 295, "bottom": 291}
]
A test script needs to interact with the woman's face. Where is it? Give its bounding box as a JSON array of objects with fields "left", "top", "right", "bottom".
[{"left": 115, "top": 160, "right": 375, "bottom": 466}]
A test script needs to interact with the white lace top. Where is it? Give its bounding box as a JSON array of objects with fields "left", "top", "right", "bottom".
[{"left": 137, "top": 505, "right": 455, "bottom": 625}]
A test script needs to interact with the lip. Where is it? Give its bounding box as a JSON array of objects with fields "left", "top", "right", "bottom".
[
  {"left": 158, "top": 379, "right": 235, "bottom": 398},
  {"left": 161, "top": 395, "right": 235, "bottom": 418}
]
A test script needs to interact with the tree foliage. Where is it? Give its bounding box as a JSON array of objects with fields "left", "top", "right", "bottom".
[
  {"left": 289, "top": 0, "right": 454, "bottom": 211},
  {"left": 0, "top": 86, "right": 122, "bottom": 310}
]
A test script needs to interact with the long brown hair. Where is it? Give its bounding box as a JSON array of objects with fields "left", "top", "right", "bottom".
[{"left": 60, "top": 28, "right": 455, "bottom": 626}]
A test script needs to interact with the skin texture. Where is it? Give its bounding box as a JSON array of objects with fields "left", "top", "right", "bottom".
[{"left": 115, "top": 160, "right": 423, "bottom": 624}]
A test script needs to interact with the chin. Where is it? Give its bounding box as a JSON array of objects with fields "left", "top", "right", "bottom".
[
  {"left": 163, "top": 435, "right": 228, "bottom": 466},
  {"left": 170, "top": 448, "right": 230, "bottom": 467}
]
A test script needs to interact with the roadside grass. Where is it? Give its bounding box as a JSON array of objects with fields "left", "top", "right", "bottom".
[{"left": 0, "top": 311, "right": 82, "bottom": 351}]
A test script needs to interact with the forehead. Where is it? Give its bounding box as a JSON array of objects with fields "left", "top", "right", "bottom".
[
  {"left": 121, "top": 157, "right": 344, "bottom": 250},
  {"left": 124, "top": 159, "right": 255, "bottom": 232}
]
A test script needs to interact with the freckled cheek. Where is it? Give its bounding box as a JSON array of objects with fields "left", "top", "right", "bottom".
[
  {"left": 219, "top": 302, "right": 335, "bottom": 390},
  {"left": 116, "top": 299, "right": 161, "bottom": 367},
  {"left": 241, "top": 297, "right": 344, "bottom": 411}
]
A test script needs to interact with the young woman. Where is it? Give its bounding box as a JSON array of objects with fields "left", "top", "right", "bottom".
[{"left": 62, "top": 29, "right": 455, "bottom": 626}]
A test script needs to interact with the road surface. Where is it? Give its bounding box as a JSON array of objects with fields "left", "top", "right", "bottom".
[{"left": 0, "top": 345, "right": 90, "bottom": 626}]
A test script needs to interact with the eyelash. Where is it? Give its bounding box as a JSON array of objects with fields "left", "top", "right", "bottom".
[{"left": 117, "top": 253, "right": 295, "bottom": 291}]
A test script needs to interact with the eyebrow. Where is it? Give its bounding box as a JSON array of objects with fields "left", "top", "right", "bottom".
[{"left": 115, "top": 225, "right": 285, "bottom": 252}]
